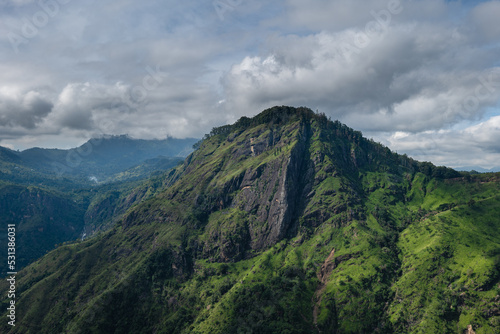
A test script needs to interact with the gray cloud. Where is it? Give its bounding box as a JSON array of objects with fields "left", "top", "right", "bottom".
[
  {"left": 273, "top": 0, "right": 450, "bottom": 32},
  {"left": 49, "top": 82, "right": 133, "bottom": 131},
  {"left": 469, "top": 1, "right": 500, "bottom": 43},
  {"left": 378, "top": 115, "right": 500, "bottom": 168},
  {"left": 0, "top": 90, "right": 53, "bottom": 128},
  {"left": 221, "top": 5, "right": 500, "bottom": 135}
]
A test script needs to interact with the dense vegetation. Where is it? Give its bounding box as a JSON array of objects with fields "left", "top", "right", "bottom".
[{"left": 0, "top": 107, "right": 498, "bottom": 333}]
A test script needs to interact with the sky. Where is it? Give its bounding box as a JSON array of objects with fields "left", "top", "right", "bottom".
[{"left": 0, "top": 0, "right": 499, "bottom": 169}]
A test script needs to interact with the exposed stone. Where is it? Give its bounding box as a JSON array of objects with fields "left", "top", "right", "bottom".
[{"left": 464, "top": 325, "right": 476, "bottom": 334}]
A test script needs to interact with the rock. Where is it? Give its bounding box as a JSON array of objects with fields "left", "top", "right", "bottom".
[{"left": 464, "top": 325, "right": 476, "bottom": 334}]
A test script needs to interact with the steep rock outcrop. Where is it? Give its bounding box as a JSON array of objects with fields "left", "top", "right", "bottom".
[{"left": 231, "top": 121, "right": 313, "bottom": 249}]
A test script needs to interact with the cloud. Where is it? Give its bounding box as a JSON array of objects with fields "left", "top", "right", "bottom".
[
  {"left": 469, "top": 0, "right": 500, "bottom": 43},
  {"left": 0, "top": 0, "right": 231, "bottom": 144},
  {"left": 49, "top": 82, "right": 132, "bottom": 131},
  {"left": 222, "top": 11, "right": 500, "bottom": 133},
  {"left": 380, "top": 115, "right": 500, "bottom": 168},
  {"left": 0, "top": 0, "right": 35, "bottom": 7},
  {"left": 43, "top": 77, "right": 223, "bottom": 140},
  {"left": 274, "top": 0, "right": 448, "bottom": 32},
  {"left": 464, "top": 115, "right": 500, "bottom": 153},
  {"left": 0, "top": 89, "right": 53, "bottom": 128}
]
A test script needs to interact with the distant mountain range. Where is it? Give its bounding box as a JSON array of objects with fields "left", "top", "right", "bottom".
[
  {"left": 1, "top": 135, "right": 198, "bottom": 186},
  {"left": 1, "top": 107, "right": 498, "bottom": 334},
  {"left": 0, "top": 135, "right": 198, "bottom": 272},
  {"left": 454, "top": 166, "right": 500, "bottom": 173}
]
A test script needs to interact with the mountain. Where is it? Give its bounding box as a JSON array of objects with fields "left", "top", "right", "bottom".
[
  {"left": 0, "top": 147, "right": 81, "bottom": 192},
  {"left": 0, "top": 135, "right": 197, "bottom": 189},
  {"left": 0, "top": 136, "right": 196, "bottom": 273},
  {"left": 81, "top": 169, "right": 179, "bottom": 238},
  {"left": 455, "top": 166, "right": 500, "bottom": 173},
  {"left": 15, "top": 135, "right": 198, "bottom": 183},
  {"left": 0, "top": 146, "right": 21, "bottom": 164},
  {"left": 1, "top": 107, "right": 499, "bottom": 333}
]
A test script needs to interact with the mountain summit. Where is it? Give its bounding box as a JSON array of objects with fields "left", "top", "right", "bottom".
[{"left": 1, "top": 106, "right": 499, "bottom": 333}]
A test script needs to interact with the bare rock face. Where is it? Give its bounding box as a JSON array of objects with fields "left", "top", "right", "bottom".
[
  {"left": 464, "top": 325, "right": 476, "bottom": 334},
  {"left": 231, "top": 121, "right": 313, "bottom": 250}
]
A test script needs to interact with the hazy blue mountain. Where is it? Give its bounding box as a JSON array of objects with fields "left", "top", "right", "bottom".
[
  {"left": 454, "top": 166, "right": 500, "bottom": 173},
  {"left": 18, "top": 135, "right": 198, "bottom": 183}
]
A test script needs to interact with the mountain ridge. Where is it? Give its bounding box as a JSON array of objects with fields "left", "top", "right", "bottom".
[{"left": 17, "top": 135, "right": 198, "bottom": 181}]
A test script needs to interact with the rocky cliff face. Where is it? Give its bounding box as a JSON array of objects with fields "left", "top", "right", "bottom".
[{"left": 229, "top": 120, "right": 313, "bottom": 249}]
